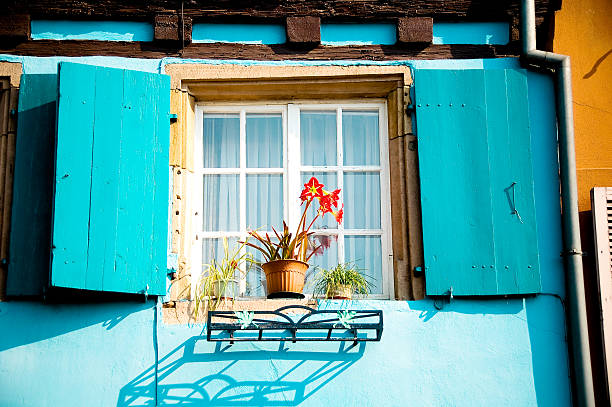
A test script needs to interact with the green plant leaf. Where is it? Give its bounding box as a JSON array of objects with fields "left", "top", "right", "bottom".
[
  {"left": 235, "top": 311, "right": 257, "bottom": 329},
  {"left": 335, "top": 310, "right": 357, "bottom": 329}
]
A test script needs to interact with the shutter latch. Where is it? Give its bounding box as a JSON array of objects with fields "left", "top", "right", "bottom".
[{"left": 433, "top": 286, "right": 453, "bottom": 310}]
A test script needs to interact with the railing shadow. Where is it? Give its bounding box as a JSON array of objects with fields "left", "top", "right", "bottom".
[{"left": 117, "top": 334, "right": 366, "bottom": 406}]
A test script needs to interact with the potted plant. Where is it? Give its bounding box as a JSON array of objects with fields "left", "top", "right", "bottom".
[
  {"left": 195, "top": 238, "right": 252, "bottom": 314},
  {"left": 312, "top": 262, "right": 373, "bottom": 300},
  {"left": 244, "top": 177, "right": 343, "bottom": 298}
]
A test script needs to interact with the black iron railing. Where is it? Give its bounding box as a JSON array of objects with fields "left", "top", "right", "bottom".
[{"left": 206, "top": 305, "right": 383, "bottom": 345}]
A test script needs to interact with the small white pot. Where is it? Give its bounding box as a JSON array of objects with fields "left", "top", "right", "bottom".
[{"left": 212, "top": 279, "right": 238, "bottom": 299}]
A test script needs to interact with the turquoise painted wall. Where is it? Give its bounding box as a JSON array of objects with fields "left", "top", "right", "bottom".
[
  {"left": 0, "top": 55, "right": 569, "bottom": 406},
  {"left": 31, "top": 21, "right": 154, "bottom": 42},
  {"left": 432, "top": 23, "right": 509, "bottom": 45},
  {"left": 26, "top": 20, "right": 508, "bottom": 45},
  {"left": 0, "top": 297, "right": 569, "bottom": 407},
  {"left": 192, "top": 24, "right": 286, "bottom": 44},
  {"left": 320, "top": 23, "right": 397, "bottom": 45}
]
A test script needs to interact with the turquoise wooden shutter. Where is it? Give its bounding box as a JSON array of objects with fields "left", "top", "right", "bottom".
[
  {"left": 50, "top": 62, "right": 170, "bottom": 295},
  {"left": 414, "top": 69, "right": 541, "bottom": 296}
]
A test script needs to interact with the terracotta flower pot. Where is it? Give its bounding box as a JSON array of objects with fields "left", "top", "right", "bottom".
[
  {"left": 329, "top": 284, "right": 353, "bottom": 300},
  {"left": 262, "top": 259, "right": 308, "bottom": 299}
]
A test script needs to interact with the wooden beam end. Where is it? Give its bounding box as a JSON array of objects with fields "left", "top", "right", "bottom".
[
  {"left": 397, "top": 17, "right": 433, "bottom": 45},
  {"left": 0, "top": 14, "right": 30, "bottom": 40},
  {"left": 154, "top": 14, "right": 192, "bottom": 44},
  {"left": 286, "top": 16, "right": 321, "bottom": 45}
]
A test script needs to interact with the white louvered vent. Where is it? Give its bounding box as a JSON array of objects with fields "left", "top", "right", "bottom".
[{"left": 591, "top": 187, "right": 612, "bottom": 399}]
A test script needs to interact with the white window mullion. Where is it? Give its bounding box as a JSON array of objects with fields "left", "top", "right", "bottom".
[
  {"left": 282, "top": 106, "right": 289, "bottom": 224},
  {"left": 379, "top": 103, "right": 393, "bottom": 299},
  {"left": 287, "top": 104, "right": 301, "bottom": 232},
  {"left": 239, "top": 109, "right": 247, "bottom": 295},
  {"left": 336, "top": 107, "right": 344, "bottom": 265}
]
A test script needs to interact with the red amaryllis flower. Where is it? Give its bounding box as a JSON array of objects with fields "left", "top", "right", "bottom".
[
  {"left": 333, "top": 206, "right": 344, "bottom": 224},
  {"left": 329, "top": 189, "right": 340, "bottom": 208},
  {"left": 317, "top": 194, "right": 334, "bottom": 214},
  {"left": 301, "top": 177, "right": 325, "bottom": 201}
]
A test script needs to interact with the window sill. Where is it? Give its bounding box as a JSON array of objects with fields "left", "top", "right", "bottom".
[
  {"left": 162, "top": 298, "right": 317, "bottom": 325},
  {"left": 161, "top": 297, "right": 396, "bottom": 325}
]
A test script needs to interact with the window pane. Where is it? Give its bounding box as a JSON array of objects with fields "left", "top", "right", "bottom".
[
  {"left": 202, "top": 175, "right": 239, "bottom": 231},
  {"left": 201, "top": 238, "right": 239, "bottom": 272},
  {"left": 246, "top": 174, "right": 283, "bottom": 231},
  {"left": 345, "top": 236, "right": 383, "bottom": 294},
  {"left": 301, "top": 172, "right": 338, "bottom": 230},
  {"left": 305, "top": 234, "right": 339, "bottom": 294},
  {"left": 343, "top": 110, "right": 380, "bottom": 165},
  {"left": 301, "top": 111, "right": 337, "bottom": 166},
  {"left": 247, "top": 113, "right": 283, "bottom": 168},
  {"left": 343, "top": 172, "right": 381, "bottom": 229},
  {"left": 203, "top": 113, "right": 240, "bottom": 168},
  {"left": 245, "top": 246, "right": 268, "bottom": 297}
]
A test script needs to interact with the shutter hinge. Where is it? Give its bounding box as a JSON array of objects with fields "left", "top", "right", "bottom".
[
  {"left": 413, "top": 265, "right": 424, "bottom": 277},
  {"left": 169, "top": 113, "right": 178, "bottom": 123},
  {"left": 433, "top": 286, "right": 453, "bottom": 310}
]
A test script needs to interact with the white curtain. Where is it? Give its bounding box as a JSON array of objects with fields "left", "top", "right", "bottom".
[
  {"left": 301, "top": 111, "right": 337, "bottom": 166},
  {"left": 203, "top": 113, "right": 240, "bottom": 167},
  {"left": 246, "top": 113, "right": 283, "bottom": 168},
  {"left": 342, "top": 110, "right": 379, "bottom": 165}
]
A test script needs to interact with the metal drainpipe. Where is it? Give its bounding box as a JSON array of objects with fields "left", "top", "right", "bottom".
[{"left": 520, "top": 0, "right": 595, "bottom": 405}]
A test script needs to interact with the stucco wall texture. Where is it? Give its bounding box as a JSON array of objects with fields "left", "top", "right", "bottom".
[
  {"left": 0, "top": 55, "right": 570, "bottom": 406},
  {"left": 0, "top": 298, "right": 570, "bottom": 407},
  {"left": 554, "top": 0, "right": 612, "bottom": 211}
]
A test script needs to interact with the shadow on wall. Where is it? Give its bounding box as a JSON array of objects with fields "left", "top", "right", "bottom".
[
  {"left": 117, "top": 334, "right": 365, "bottom": 406},
  {"left": 583, "top": 48, "right": 612, "bottom": 79},
  {"left": 0, "top": 301, "right": 146, "bottom": 352}
]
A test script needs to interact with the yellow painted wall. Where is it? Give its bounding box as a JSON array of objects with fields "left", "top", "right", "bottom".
[{"left": 554, "top": 0, "right": 612, "bottom": 211}]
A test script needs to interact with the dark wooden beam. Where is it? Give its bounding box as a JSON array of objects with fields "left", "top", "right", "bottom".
[
  {"left": 0, "top": 40, "right": 519, "bottom": 60},
  {"left": 3, "top": 1, "right": 561, "bottom": 21},
  {"left": 0, "top": 14, "right": 30, "bottom": 40},
  {"left": 397, "top": 17, "right": 433, "bottom": 44}
]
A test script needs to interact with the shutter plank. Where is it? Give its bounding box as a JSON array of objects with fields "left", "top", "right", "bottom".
[
  {"left": 151, "top": 75, "right": 171, "bottom": 293},
  {"left": 415, "top": 70, "right": 496, "bottom": 296},
  {"left": 484, "top": 70, "right": 514, "bottom": 293},
  {"left": 87, "top": 66, "right": 124, "bottom": 291},
  {"left": 499, "top": 69, "right": 540, "bottom": 293},
  {"left": 52, "top": 64, "right": 96, "bottom": 289},
  {"left": 114, "top": 70, "right": 155, "bottom": 294},
  {"left": 485, "top": 69, "right": 540, "bottom": 294}
]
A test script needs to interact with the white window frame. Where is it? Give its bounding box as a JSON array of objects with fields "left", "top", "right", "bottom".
[{"left": 192, "top": 100, "right": 394, "bottom": 299}]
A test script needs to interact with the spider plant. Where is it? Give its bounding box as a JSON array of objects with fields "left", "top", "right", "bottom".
[
  {"left": 312, "top": 262, "right": 373, "bottom": 299},
  {"left": 195, "top": 238, "right": 252, "bottom": 315}
]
